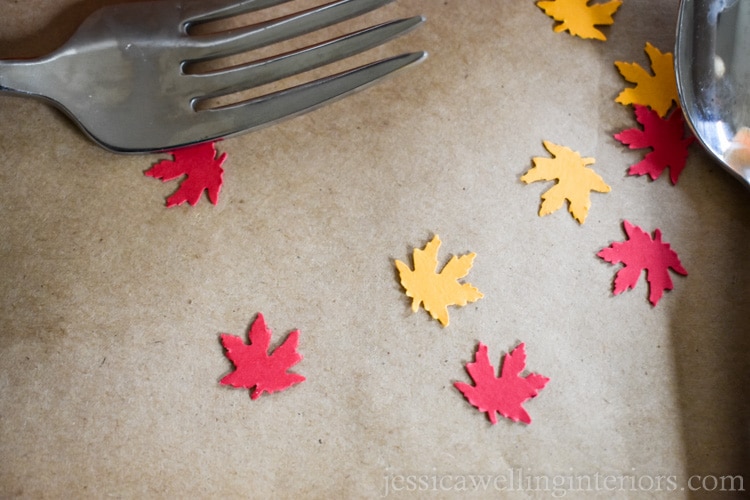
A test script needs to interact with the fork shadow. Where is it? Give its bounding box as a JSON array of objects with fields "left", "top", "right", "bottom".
[
  {"left": 593, "top": 3, "right": 750, "bottom": 493},
  {"left": 670, "top": 154, "right": 750, "bottom": 498},
  {"left": 0, "top": 0, "right": 146, "bottom": 59}
]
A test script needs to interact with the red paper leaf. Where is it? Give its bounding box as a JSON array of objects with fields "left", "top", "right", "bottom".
[
  {"left": 455, "top": 342, "right": 549, "bottom": 425},
  {"left": 597, "top": 220, "right": 687, "bottom": 306},
  {"left": 220, "top": 313, "right": 305, "bottom": 399},
  {"left": 145, "top": 142, "right": 226, "bottom": 207},
  {"left": 614, "top": 105, "right": 695, "bottom": 184}
]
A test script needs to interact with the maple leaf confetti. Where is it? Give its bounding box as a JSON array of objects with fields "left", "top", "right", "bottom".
[
  {"left": 395, "top": 235, "right": 483, "bottom": 327},
  {"left": 455, "top": 342, "right": 549, "bottom": 425},
  {"left": 537, "top": 0, "right": 622, "bottom": 41},
  {"left": 521, "top": 141, "right": 611, "bottom": 224},
  {"left": 615, "top": 105, "right": 695, "bottom": 184},
  {"left": 597, "top": 220, "right": 687, "bottom": 306},
  {"left": 145, "top": 141, "right": 227, "bottom": 207},
  {"left": 220, "top": 313, "right": 305, "bottom": 399},
  {"left": 615, "top": 42, "right": 678, "bottom": 118}
]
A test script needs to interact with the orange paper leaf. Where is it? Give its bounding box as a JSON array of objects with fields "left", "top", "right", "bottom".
[
  {"left": 395, "top": 235, "right": 483, "bottom": 327},
  {"left": 537, "top": 0, "right": 622, "bottom": 40},
  {"left": 615, "top": 42, "right": 678, "bottom": 117},
  {"left": 521, "top": 141, "right": 611, "bottom": 224}
]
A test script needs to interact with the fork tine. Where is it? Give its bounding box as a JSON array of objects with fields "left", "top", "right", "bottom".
[
  {"left": 192, "top": 16, "right": 424, "bottom": 102},
  {"left": 180, "top": 0, "right": 295, "bottom": 27},
  {"left": 194, "top": 51, "right": 426, "bottom": 142},
  {"left": 185, "top": 0, "right": 395, "bottom": 62}
]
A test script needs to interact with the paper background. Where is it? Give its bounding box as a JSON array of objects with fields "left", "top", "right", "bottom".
[{"left": 1, "top": 0, "right": 749, "bottom": 497}]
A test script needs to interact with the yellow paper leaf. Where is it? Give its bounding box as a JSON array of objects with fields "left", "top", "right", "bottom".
[
  {"left": 521, "top": 141, "right": 611, "bottom": 224},
  {"left": 537, "top": 0, "right": 622, "bottom": 41},
  {"left": 615, "top": 42, "right": 678, "bottom": 117},
  {"left": 395, "top": 235, "right": 483, "bottom": 327}
]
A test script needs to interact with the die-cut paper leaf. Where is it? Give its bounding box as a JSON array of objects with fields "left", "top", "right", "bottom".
[
  {"left": 395, "top": 235, "right": 483, "bottom": 327},
  {"left": 455, "top": 342, "right": 549, "bottom": 425},
  {"left": 597, "top": 220, "right": 687, "bottom": 306},
  {"left": 615, "top": 42, "right": 678, "bottom": 118},
  {"left": 614, "top": 105, "right": 695, "bottom": 184},
  {"left": 145, "top": 141, "right": 226, "bottom": 207},
  {"left": 220, "top": 313, "right": 305, "bottom": 399},
  {"left": 521, "top": 141, "right": 611, "bottom": 224},
  {"left": 537, "top": 0, "right": 622, "bottom": 41}
]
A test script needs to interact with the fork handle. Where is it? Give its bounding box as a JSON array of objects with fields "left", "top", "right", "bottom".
[{"left": 0, "top": 58, "right": 50, "bottom": 98}]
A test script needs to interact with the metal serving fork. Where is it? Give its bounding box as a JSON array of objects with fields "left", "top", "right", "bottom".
[{"left": 0, "top": 0, "right": 425, "bottom": 153}]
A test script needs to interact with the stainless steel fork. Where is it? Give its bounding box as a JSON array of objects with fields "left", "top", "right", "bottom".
[{"left": 0, "top": 0, "right": 425, "bottom": 153}]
